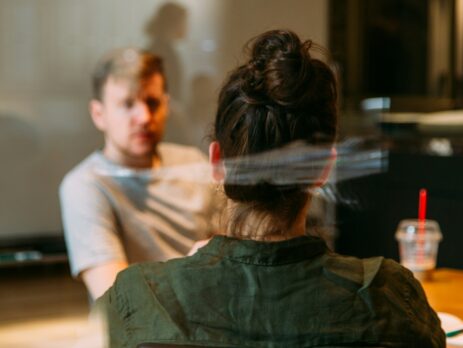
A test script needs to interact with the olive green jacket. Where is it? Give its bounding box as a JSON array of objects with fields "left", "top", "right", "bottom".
[{"left": 96, "top": 235, "right": 445, "bottom": 347}]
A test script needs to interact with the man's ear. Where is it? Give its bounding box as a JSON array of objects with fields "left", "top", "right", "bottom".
[
  {"left": 315, "top": 147, "right": 337, "bottom": 187},
  {"left": 209, "top": 141, "right": 225, "bottom": 182},
  {"left": 89, "top": 99, "right": 106, "bottom": 132}
]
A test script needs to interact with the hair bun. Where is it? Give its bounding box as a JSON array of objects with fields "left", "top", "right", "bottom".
[{"left": 241, "top": 30, "right": 313, "bottom": 107}]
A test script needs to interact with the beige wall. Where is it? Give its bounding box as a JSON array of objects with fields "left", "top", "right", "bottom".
[{"left": 218, "top": 0, "right": 328, "bottom": 74}]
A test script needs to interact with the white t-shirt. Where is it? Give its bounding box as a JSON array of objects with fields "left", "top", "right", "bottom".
[{"left": 60, "top": 143, "right": 220, "bottom": 277}]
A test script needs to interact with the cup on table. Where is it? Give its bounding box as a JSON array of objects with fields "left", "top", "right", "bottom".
[{"left": 395, "top": 219, "right": 442, "bottom": 280}]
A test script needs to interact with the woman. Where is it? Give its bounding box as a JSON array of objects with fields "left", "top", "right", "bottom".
[{"left": 97, "top": 30, "right": 444, "bottom": 348}]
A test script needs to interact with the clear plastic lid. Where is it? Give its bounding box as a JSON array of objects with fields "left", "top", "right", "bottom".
[{"left": 395, "top": 219, "right": 442, "bottom": 242}]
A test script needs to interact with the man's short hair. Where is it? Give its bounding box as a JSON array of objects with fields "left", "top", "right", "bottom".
[{"left": 92, "top": 48, "right": 166, "bottom": 101}]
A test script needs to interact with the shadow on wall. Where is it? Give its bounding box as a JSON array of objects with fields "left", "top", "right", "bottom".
[
  {"left": 143, "top": 2, "right": 218, "bottom": 153},
  {"left": 144, "top": 2, "right": 188, "bottom": 102},
  {"left": 186, "top": 72, "right": 217, "bottom": 152},
  {"left": 144, "top": 2, "right": 191, "bottom": 148}
]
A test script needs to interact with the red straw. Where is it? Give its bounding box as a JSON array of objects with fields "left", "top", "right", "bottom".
[
  {"left": 418, "top": 189, "right": 427, "bottom": 222},
  {"left": 417, "top": 189, "right": 427, "bottom": 262}
]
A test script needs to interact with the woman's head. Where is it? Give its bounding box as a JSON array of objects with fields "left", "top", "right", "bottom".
[{"left": 212, "top": 29, "right": 338, "bottom": 237}]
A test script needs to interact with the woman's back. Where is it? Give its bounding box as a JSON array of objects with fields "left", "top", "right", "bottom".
[{"left": 101, "top": 235, "right": 444, "bottom": 347}]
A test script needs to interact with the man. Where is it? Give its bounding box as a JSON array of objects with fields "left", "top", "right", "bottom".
[{"left": 60, "top": 48, "right": 217, "bottom": 300}]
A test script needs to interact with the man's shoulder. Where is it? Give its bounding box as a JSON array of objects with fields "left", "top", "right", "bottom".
[
  {"left": 60, "top": 152, "right": 104, "bottom": 192},
  {"left": 159, "top": 142, "right": 207, "bottom": 165}
]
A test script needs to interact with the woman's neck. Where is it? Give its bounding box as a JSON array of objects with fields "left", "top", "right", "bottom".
[{"left": 222, "top": 199, "right": 309, "bottom": 241}]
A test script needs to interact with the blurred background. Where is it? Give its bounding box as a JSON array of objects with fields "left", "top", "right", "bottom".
[{"left": 1, "top": 0, "right": 463, "bottom": 346}]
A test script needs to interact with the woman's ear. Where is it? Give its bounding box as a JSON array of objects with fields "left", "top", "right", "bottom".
[
  {"left": 209, "top": 141, "right": 225, "bottom": 182},
  {"left": 316, "top": 147, "right": 337, "bottom": 186}
]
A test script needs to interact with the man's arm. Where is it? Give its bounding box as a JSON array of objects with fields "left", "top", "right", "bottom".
[
  {"left": 81, "top": 260, "right": 129, "bottom": 300},
  {"left": 187, "top": 238, "right": 211, "bottom": 256},
  {"left": 60, "top": 169, "right": 129, "bottom": 298}
]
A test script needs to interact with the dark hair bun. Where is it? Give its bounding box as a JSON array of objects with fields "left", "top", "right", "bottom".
[
  {"left": 214, "top": 29, "right": 337, "bottom": 216},
  {"left": 242, "top": 30, "right": 314, "bottom": 107}
]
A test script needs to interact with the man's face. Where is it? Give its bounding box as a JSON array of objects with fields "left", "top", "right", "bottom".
[{"left": 90, "top": 73, "right": 168, "bottom": 167}]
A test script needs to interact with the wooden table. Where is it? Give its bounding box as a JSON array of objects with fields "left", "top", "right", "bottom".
[
  {"left": 0, "top": 264, "right": 90, "bottom": 347},
  {"left": 421, "top": 268, "right": 463, "bottom": 319}
]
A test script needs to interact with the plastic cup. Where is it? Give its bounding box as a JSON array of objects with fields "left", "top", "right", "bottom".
[{"left": 395, "top": 219, "right": 442, "bottom": 280}]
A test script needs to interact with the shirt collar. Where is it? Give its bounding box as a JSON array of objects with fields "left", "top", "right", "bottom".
[{"left": 198, "top": 235, "right": 327, "bottom": 266}]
